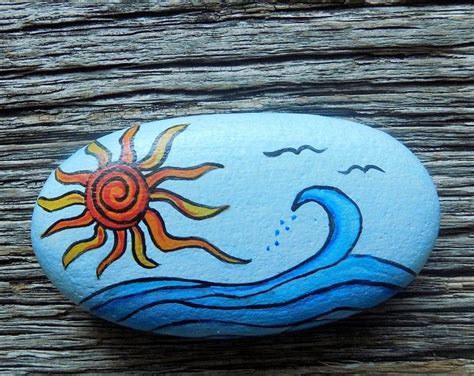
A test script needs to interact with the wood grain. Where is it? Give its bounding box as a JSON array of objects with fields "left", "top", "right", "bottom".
[{"left": 1, "top": 1, "right": 473, "bottom": 374}]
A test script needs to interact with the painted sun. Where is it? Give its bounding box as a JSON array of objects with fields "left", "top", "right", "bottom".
[{"left": 37, "top": 124, "right": 248, "bottom": 278}]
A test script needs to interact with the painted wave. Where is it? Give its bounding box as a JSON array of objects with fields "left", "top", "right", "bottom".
[{"left": 81, "top": 186, "right": 415, "bottom": 338}]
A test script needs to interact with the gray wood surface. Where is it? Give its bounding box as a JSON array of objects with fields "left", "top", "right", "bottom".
[{"left": 1, "top": 1, "right": 473, "bottom": 374}]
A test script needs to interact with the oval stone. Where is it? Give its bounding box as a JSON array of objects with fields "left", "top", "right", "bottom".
[{"left": 31, "top": 113, "right": 440, "bottom": 338}]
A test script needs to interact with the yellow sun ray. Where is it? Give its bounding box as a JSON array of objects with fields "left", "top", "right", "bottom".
[
  {"left": 42, "top": 210, "right": 94, "bottom": 238},
  {"left": 38, "top": 191, "right": 85, "bottom": 212},
  {"left": 130, "top": 225, "right": 158, "bottom": 269},
  {"left": 143, "top": 209, "right": 249, "bottom": 264},
  {"left": 96, "top": 230, "right": 127, "bottom": 278},
  {"left": 139, "top": 124, "right": 188, "bottom": 170},
  {"left": 120, "top": 125, "right": 139, "bottom": 164},
  {"left": 150, "top": 189, "right": 228, "bottom": 220},
  {"left": 146, "top": 163, "right": 223, "bottom": 188},
  {"left": 56, "top": 168, "right": 91, "bottom": 186},
  {"left": 86, "top": 141, "right": 112, "bottom": 167},
  {"left": 63, "top": 225, "right": 107, "bottom": 269}
]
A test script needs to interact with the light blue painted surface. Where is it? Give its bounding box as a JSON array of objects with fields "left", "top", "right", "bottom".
[{"left": 31, "top": 113, "right": 440, "bottom": 337}]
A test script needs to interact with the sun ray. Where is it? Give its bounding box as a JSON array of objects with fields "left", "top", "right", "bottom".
[
  {"left": 146, "top": 163, "right": 224, "bottom": 189},
  {"left": 120, "top": 125, "right": 139, "bottom": 164},
  {"left": 139, "top": 124, "right": 188, "bottom": 170},
  {"left": 42, "top": 209, "right": 94, "bottom": 238},
  {"left": 86, "top": 141, "right": 112, "bottom": 167},
  {"left": 63, "top": 224, "right": 107, "bottom": 269},
  {"left": 38, "top": 191, "right": 85, "bottom": 213},
  {"left": 130, "top": 225, "right": 158, "bottom": 269},
  {"left": 143, "top": 209, "right": 249, "bottom": 264},
  {"left": 96, "top": 230, "right": 127, "bottom": 278},
  {"left": 150, "top": 189, "right": 228, "bottom": 220},
  {"left": 55, "top": 168, "right": 91, "bottom": 186}
]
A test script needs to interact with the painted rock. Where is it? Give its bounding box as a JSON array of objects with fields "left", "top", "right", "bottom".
[{"left": 31, "top": 113, "right": 440, "bottom": 338}]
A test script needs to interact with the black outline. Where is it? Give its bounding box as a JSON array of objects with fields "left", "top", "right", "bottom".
[
  {"left": 97, "top": 176, "right": 138, "bottom": 213},
  {"left": 87, "top": 164, "right": 148, "bottom": 228},
  {"left": 150, "top": 188, "right": 229, "bottom": 221},
  {"left": 151, "top": 306, "right": 362, "bottom": 332},
  {"left": 291, "top": 185, "right": 362, "bottom": 262},
  {"left": 37, "top": 190, "right": 85, "bottom": 213},
  {"left": 263, "top": 145, "right": 327, "bottom": 158},
  {"left": 81, "top": 185, "right": 361, "bottom": 305},
  {"left": 41, "top": 208, "right": 94, "bottom": 238},
  {"left": 142, "top": 208, "right": 250, "bottom": 265},
  {"left": 55, "top": 168, "right": 92, "bottom": 186},
  {"left": 117, "top": 280, "right": 400, "bottom": 322},
  {"left": 351, "top": 254, "right": 416, "bottom": 276},
  {"left": 96, "top": 229, "right": 127, "bottom": 279},
  {"left": 87, "top": 253, "right": 414, "bottom": 313},
  {"left": 119, "top": 125, "right": 139, "bottom": 164},
  {"left": 146, "top": 162, "right": 224, "bottom": 189},
  {"left": 79, "top": 184, "right": 418, "bottom": 333},
  {"left": 62, "top": 224, "right": 107, "bottom": 269},
  {"left": 90, "top": 283, "right": 203, "bottom": 311},
  {"left": 338, "top": 164, "right": 385, "bottom": 175},
  {"left": 130, "top": 225, "right": 159, "bottom": 269},
  {"left": 85, "top": 140, "right": 112, "bottom": 167},
  {"left": 43, "top": 122, "right": 236, "bottom": 277},
  {"left": 138, "top": 123, "right": 189, "bottom": 171}
]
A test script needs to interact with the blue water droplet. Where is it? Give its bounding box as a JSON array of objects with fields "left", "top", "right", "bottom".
[
  {"left": 285, "top": 226, "right": 290, "bottom": 231},
  {"left": 280, "top": 220, "right": 285, "bottom": 225},
  {"left": 291, "top": 214, "right": 297, "bottom": 221},
  {"left": 274, "top": 240, "right": 280, "bottom": 246},
  {"left": 266, "top": 246, "right": 270, "bottom": 251},
  {"left": 275, "top": 229, "right": 280, "bottom": 236}
]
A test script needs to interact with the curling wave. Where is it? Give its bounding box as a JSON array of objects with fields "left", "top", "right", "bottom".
[{"left": 81, "top": 186, "right": 415, "bottom": 337}]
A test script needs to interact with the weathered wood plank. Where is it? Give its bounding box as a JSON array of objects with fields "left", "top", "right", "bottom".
[{"left": 0, "top": 1, "right": 473, "bottom": 374}]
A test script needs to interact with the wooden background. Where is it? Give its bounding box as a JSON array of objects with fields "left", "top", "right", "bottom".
[{"left": 1, "top": 1, "right": 473, "bottom": 374}]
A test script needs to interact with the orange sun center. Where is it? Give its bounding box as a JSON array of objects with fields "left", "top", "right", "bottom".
[{"left": 86, "top": 164, "right": 149, "bottom": 230}]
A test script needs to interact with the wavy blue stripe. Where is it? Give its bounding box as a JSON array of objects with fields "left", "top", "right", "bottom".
[
  {"left": 351, "top": 254, "right": 416, "bottom": 276},
  {"left": 140, "top": 284, "right": 396, "bottom": 336},
  {"left": 152, "top": 307, "right": 362, "bottom": 331},
  {"left": 90, "top": 255, "right": 412, "bottom": 323},
  {"left": 152, "top": 307, "right": 362, "bottom": 337},
  {"left": 81, "top": 186, "right": 416, "bottom": 337}
]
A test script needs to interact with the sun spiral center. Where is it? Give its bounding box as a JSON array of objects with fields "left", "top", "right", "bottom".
[{"left": 86, "top": 164, "right": 149, "bottom": 229}]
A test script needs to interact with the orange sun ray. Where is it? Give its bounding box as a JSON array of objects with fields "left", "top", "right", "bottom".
[
  {"left": 42, "top": 209, "right": 94, "bottom": 238},
  {"left": 130, "top": 225, "right": 158, "bottom": 269},
  {"left": 146, "top": 163, "right": 224, "bottom": 189},
  {"left": 37, "top": 191, "right": 85, "bottom": 213},
  {"left": 86, "top": 141, "right": 112, "bottom": 167},
  {"left": 56, "top": 168, "right": 91, "bottom": 186},
  {"left": 150, "top": 189, "right": 228, "bottom": 220},
  {"left": 139, "top": 124, "right": 188, "bottom": 170},
  {"left": 143, "top": 208, "right": 249, "bottom": 264},
  {"left": 120, "top": 125, "right": 139, "bottom": 164},
  {"left": 63, "top": 224, "right": 107, "bottom": 269},
  {"left": 96, "top": 230, "right": 127, "bottom": 278}
]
